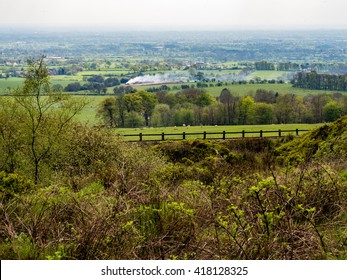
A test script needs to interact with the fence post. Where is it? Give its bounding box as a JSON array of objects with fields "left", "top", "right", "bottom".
[
  {"left": 183, "top": 131, "right": 186, "bottom": 140},
  {"left": 278, "top": 129, "right": 282, "bottom": 137},
  {"left": 260, "top": 130, "right": 263, "bottom": 138},
  {"left": 296, "top": 129, "right": 299, "bottom": 136},
  {"left": 139, "top": 132, "right": 142, "bottom": 141},
  {"left": 203, "top": 131, "right": 207, "bottom": 140},
  {"left": 162, "top": 132, "right": 165, "bottom": 141},
  {"left": 222, "top": 131, "right": 226, "bottom": 140},
  {"left": 242, "top": 130, "right": 245, "bottom": 138}
]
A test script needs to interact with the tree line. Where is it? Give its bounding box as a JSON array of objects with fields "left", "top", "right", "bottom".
[
  {"left": 291, "top": 71, "right": 347, "bottom": 91},
  {"left": 98, "top": 88, "right": 347, "bottom": 128},
  {"left": 64, "top": 75, "right": 124, "bottom": 93},
  {"left": 255, "top": 61, "right": 347, "bottom": 73}
]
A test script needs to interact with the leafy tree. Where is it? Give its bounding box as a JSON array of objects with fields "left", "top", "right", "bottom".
[
  {"left": 52, "top": 84, "right": 63, "bottom": 92},
  {"left": 323, "top": 101, "right": 345, "bottom": 122},
  {"left": 275, "top": 94, "right": 302, "bottom": 124},
  {"left": 176, "top": 88, "right": 213, "bottom": 107},
  {"left": 137, "top": 91, "right": 158, "bottom": 126},
  {"left": 115, "top": 95, "right": 127, "bottom": 127},
  {"left": 64, "top": 82, "right": 82, "bottom": 92},
  {"left": 254, "top": 89, "right": 277, "bottom": 104},
  {"left": 8, "top": 57, "right": 86, "bottom": 183},
  {"left": 195, "top": 71, "right": 205, "bottom": 81},
  {"left": 123, "top": 93, "right": 144, "bottom": 113},
  {"left": 125, "top": 111, "right": 144, "bottom": 128},
  {"left": 239, "top": 96, "right": 255, "bottom": 125},
  {"left": 104, "top": 77, "right": 120, "bottom": 87},
  {"left": 252, "top": 103, "right": 274, "bottom": 124},
  {"left": 0, "top": 98, "right": 23, "bottom": 173},
  {"left": 155, "top": 91, "right": 177, "bottom": 107},
  {"left": 196, "top": 92, "right": 214, "bottom": 107},
  {"left": 87, "top": 75, "right": 104, "bottom": 84},
  {"left": 304, "top": 94, "right": 331, "bottom": 123},
  {"left": 151, "top": 104, "right": 171, "bottom": 127},
  {"left": 97, "top": 97, "right": 118, "bottom": 127},
  {"left": 173, "top": 108, "right": 194, "bottom": 126},
  {"left": 114, "top": 86, "right": 126, "bottom": 95}
]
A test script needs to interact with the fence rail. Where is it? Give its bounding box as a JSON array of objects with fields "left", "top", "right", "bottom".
[{"left": 120, "top": 129, "right": 309, "bottom": 142}]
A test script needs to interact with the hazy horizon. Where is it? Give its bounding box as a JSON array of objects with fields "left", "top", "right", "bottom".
[
  {"left": 1, "top": 25, "right": 347, "bottom": 34},
  {"left": 1, "top": 0, "right": 347, "bottom": 32}
]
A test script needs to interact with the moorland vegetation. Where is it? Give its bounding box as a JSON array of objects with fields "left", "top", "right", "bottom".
[{"left": 0, "top": 59, "right": 346, "bottom": 259}]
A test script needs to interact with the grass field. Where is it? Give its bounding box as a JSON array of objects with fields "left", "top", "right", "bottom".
[
  {"left": 77, "top": 69, "right": 129, "bottom": 76},
  {"left": 0, "top": 78, "right": 24, "bottom": 91},
  {"left": 114, "top": 123, "right": 322, "bottom": 141},
  {"left": 130, "top": 82, "right": 347, "bottom": 97},
  {"left": 0, "top": 76, "right": 83, "bottom": 91},
  {"left": 50, "top": 75, "right": 84, "bottom": 87},
  {"left": 247, "top": 70, "right": 290, "bottom": 81}
]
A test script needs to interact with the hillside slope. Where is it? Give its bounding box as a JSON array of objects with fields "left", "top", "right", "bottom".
[{"left": 276, "top": 116, "right": 347, "bottom": 163}]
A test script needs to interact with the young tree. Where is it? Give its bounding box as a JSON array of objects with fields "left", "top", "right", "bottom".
[
  {"left": 9, "top": 57, "right": 86, "bottom": 184},
  {"left": 239, "top": 96, "right": 255, "bottom": 125}
]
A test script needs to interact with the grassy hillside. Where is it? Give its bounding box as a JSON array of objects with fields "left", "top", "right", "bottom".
[{"left": 276, "top": 116, "right": 347, "bottom": 164}]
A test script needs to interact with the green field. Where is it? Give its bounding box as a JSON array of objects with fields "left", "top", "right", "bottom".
[
  {"left": 77, "top": 69, "right": 130, "bottom": 76},
  {"left": 4, "top": 78, "right": 344, "bottom": 98},
  {"left": 247, "top": 70, "right": 290, "bottom": 81},
  {"left": 0, "top": 76, "right": 83, "bottom": 91},
  {"left": 198, "top": 83, "right": 347, "bottom": 97},
  {"left": 50, "top": 75, "right": 84, "bottom": 87},
  {"left": 132, "top": 82, "right": 347, "bottom": 97},
  {"left": 114, "top": 123, "right": 322, "bottom": 141},
  {"left": 0, "top": 78, "right": 24, "bottom": 91}
]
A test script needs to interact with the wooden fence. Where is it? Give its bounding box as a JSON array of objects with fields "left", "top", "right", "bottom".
[{"left": 120, "top": 129, "right": 309, "bottom": 142}]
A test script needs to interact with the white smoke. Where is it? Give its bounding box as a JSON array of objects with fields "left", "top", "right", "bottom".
[
  {"left": 127, "top": 72, "right": 188, "bottom": 85},
  {"left": 126, "top": 70, "right": 255, "bottom": 85}
]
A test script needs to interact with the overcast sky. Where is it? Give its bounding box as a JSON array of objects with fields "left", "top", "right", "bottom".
[{"left": 1, "top": 0, "right": 347, "bottom": 30}]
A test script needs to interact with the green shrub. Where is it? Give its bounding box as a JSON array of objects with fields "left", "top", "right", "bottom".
[{"left": 0, "top": 172, "right": 35, "bottom": 201}]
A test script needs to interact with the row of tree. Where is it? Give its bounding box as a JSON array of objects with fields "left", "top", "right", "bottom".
[
  {"left": 255, "top": 61, "right": 347, "bottom": 73},
  {"left": 291, "top": 71, "right": 347, "bottom": 91},
  {"left": 64, "top": 75, "right": 123, "bottom": 93},
  {"left": 98, "top": 88, "right": 347, "bottom": 128}
]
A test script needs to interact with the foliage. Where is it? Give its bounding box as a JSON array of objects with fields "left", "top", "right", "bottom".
[
  {"left": 98, "top": 87, "right": 347, "bottom": 128},
  {"left": 0, "top": 172, "right": 35, "bottom": 201},
  {"left": 1, "top": 57, "right": 87, "bottom": 184},
  {"left": 276, "top": 115, "right": 347, "bottom": 164},
  {"left": 292, "top": 71, "right": 347, "bottom": 91},
  {"left": 1, "top": 60, "right": 347, "bottom": 260}
]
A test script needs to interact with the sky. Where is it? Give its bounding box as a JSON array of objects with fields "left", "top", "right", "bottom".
[{"left": 1, "top": 0, "right": 347, "bottom": 30}]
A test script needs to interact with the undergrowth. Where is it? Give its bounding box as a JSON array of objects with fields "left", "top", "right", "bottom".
[{"left": 1, "top": 119, "right": 347, "bottom": 259}]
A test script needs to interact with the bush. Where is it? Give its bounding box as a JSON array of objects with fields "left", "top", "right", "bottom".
[{"left": 0, "top": 172, "right": 35, "bottom": 201}]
